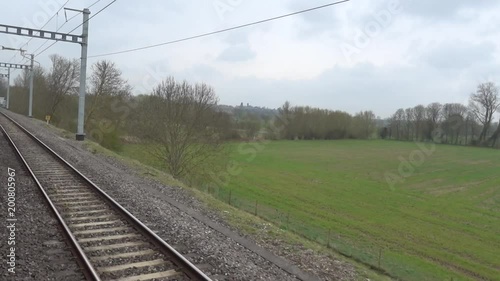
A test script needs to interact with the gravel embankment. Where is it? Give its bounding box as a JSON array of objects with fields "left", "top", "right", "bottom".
[
  {"left": 1, "top": 109, "right": 358, "bottom": 281},
  {"left": 0, "top": 120, "right": 85, "bottom": 281}
]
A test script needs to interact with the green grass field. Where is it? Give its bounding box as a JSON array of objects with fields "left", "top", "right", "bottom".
[{"left": 120, "top": 140, "right": 500, "bottom": 281}]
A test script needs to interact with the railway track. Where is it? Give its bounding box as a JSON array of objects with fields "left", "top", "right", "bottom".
[{"left": 0, "top": 112, "right": 212, "bottom": 281}]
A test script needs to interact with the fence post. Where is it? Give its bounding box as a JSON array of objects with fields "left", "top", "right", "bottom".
[
  {"left": 286, "top": 212, "right": 290, "bottom": 229},
  {"left": 327, "top": 229, "right": 331, "bottom": 248},
  {"left": 254, "top": 200, "right": 258, "bottom": 216},
  {"left": 378, "top": 248, "right": 383, "bottom": 269},
  {"left": 228, "top": 189, "right": 232, "bottom": 205}
]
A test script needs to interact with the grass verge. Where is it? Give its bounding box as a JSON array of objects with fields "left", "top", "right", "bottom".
[{"left": 84, "top": 140, "right": 390, "bottom": 281}]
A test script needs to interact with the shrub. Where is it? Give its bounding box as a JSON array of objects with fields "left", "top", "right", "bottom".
[{"left": 100, "top": 130, "right": 123, "bottom": 152}]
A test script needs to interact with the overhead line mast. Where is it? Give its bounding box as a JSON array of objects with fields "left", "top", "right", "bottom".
[{"left": 0, "top": 8, "right": 90, "bottom": 140}]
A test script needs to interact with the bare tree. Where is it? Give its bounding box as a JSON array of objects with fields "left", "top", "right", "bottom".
[
  {"left": 238, "top": 114, "right": 261, "bottom": 140},
  {"left": 469, "top": 82, "right": 500, "bottom": 143},
  {"left": 441, "top": 103, "right": 467, "bottom": 144},
  {"left": 351, "top": 111, "right": 376, "bottom": 139},
  {"left": 10, "top": 66, "right": 49, "bottom": 118},
  {"left": 85, "top": 60, "right": 132, "bottom": 130},
  {"left": 390, "top": 108, "right": 405, "bottom": 140},
  {"left": 404, "top": 107, "right": 415, "bottom": 140},
  {"left": 277, "top": 101, "right": 293, "bottom": 139},
  {"left": 139, "top": 77, "right": 227, "bottom": 182},
  {"left": 425, "top": 102, "right": 441, "bottom": 140},
  {"left": 46, "top": 54, "right": 80, "bottom": 117},
  {"left": 276, "top": 103, "right": 372, "bottom": 140},
  {"left": 464, "top": 110, "right": 480, "bottom": 145},
  {"left": 413, "top": 105, "right": 426, "bottom": 141},
  {"left": 489, "top": 109, "right": 500, "bottom": 147}
]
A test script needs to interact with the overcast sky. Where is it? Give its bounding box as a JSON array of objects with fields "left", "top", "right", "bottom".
[{"left": 2, "top": 0, "right": 500, "bottom": 117}]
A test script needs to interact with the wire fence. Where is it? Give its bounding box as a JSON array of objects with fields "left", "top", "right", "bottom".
[
  {"left": 198, "top": 177, "right": 483, "bottom": 280},
  {"left": 201, "top": 185, "right": 397, "bottom": 277}
]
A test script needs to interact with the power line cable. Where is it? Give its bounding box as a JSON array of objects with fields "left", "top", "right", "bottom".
[
  {"left": 36, "top": 0, "right": 117, "bottom": 57},
  {"left": 17, "top": 0, "right": 104, "bottom": 62},
  {"left": 66, "top": 0, "right": 116, "bottom": 35},
  {"left": 30, "top": 12, "right": 81, "bottom": 56},
  {"left": 88, "top": 0, "right": 350, "bottom": 58},
  {"left": 13, "top": 11, "right": 80, "bottom": 65},
  {"left": 87, "top": 0, "right": 102, "bottom": 9},
  {"left": 9, "top": 0, "right": 71, "bottom": 62}
]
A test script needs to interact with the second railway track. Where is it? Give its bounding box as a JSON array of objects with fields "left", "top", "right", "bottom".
[{"left": 0, "top": 112, "right": 212, "bottom": 281}]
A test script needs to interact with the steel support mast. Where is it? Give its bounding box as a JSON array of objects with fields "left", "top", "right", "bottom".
[
  {"left": 0, "top": 69, "right": 11, "bottom": 109},
  {"left": 0, "top": 71, "right": 10, "bottom": 108},
  {"left": 28, "top": 54, "right": 34, "bottom": 117},
  {"left": 76, "top": 8, "right": 90, "bottom": 141},
  {"left": 0, "top": 8, "right": 90, "bottom": 140},
  {"left": 0, "top": 62, "right": 31, "bottom": 110},
  {"left": 6, "top": 68, "right": 10, "bottom": 109}
]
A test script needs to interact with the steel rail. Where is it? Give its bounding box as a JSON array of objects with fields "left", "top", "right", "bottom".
[
  {"left": 0, "top": 122, "right": 101, "bottom": 281},
  {"left": 0, "top": 112, "right": 212, "bottom": 281}
]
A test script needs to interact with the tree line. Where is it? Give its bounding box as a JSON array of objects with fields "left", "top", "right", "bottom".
[
  {"left": 2, "top": 57, "right": 231, "bottom": 183},
  {"left": 2, "top": 55, "right": 499, "bottom": 183},
  {"left": 386, "top": 82, "right": 500, "bottom": 148},
  {"left": 275, "top": 101, "right": 377, "bottom": 140}
]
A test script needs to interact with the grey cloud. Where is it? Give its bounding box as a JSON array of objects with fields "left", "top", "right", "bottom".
[
  {"left": 3, "top": 0, "right": 500, "bottom": 118},
  {"left": 118, "top": 0, "right": 186, "bottom": 21},
  {"left": 150, "top": 53, "right": 500, "bottom": 117},
  {"left": 289, "top": 0, "right": 352, "bottom": 38},
  {"left": 217, "top": 44, "right": 256, "bottom": 62},
  {"left": 181, "top": 64, "right": 224, "bottom": 83},
  {"left": 214, "top": 62, "right": 497, "bottom": 118},
  {"left": 400, "top": 0, "right": 500, "bottom": 21},
  {"left": 291, "top": 1, "right": 342, "bottom": 26},
  {"left": 220, "top": 31, "right": 250, "bottom": 45},
  {"left": 290, "top": 0, "right": 498, "bottom": 38},
  {"left": 421, "top": 41, "right": 496, "bottom": 69}
]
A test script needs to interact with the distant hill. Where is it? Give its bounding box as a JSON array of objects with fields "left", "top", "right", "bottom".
[
  {"left": 217, "top": 104, "right": 278, "bottom": 121},
  {"left": 218, "top": 103, "right": 388, "bottom": 128}
]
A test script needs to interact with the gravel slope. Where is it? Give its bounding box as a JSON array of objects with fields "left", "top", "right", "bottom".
[
  {"left": 1, "top": 109, "right": 358, "bottom": 281},
  {"left": 0, "top": 119, "right": 85, "bottom": 281}
]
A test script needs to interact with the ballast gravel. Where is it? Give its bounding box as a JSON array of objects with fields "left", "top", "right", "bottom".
[
  {"left": 1, "top": 109, "right": 358, "bottom": 281},
  {"left": 0, "top": 119, "right": 85, "bottom": 281}
]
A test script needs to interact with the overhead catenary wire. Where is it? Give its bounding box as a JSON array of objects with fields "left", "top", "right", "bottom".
[
  {"left": 87, "top": 0, "right": 102, "bottom": 9},
  {"left": 88, "top": 0, "right": 350, "bottom": 58},
  {"left": 8, "top": 0, "right": 71, "bottom": 62},
  {"left": 13, "top": 11, "right": 81, "bottom": 65},
  {"left": 35, "top": 0, "right": 117, "bottom": 57},
  {"left": 24, "top": 0, "right": 105, "bottom": 62},
  {"left": 30, "top": 12, "right": 82, "bottom": 56},
  {"left": 66, "top": 0, "right": 117, "bottom": 35}
]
